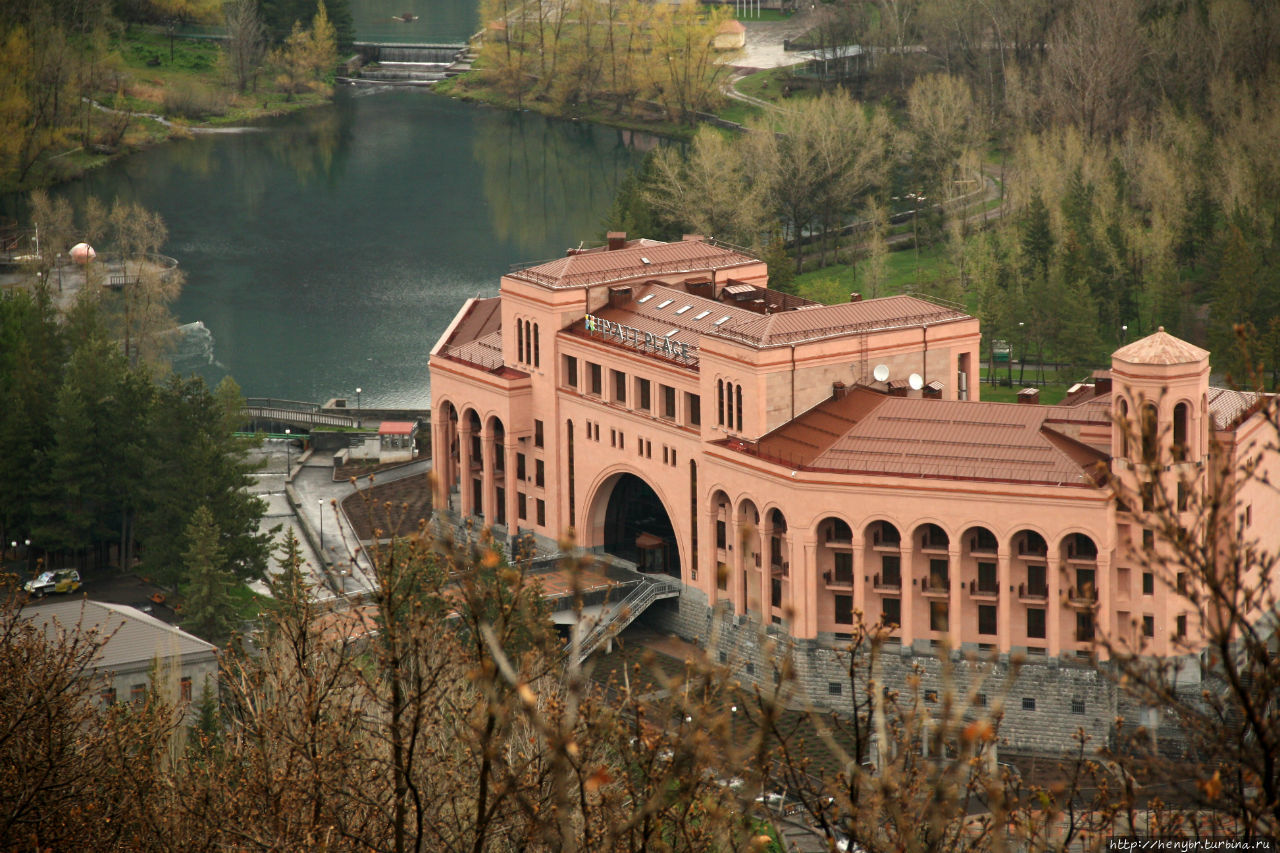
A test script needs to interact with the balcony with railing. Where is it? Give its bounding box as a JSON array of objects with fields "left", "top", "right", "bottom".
[
  {"left": 1066, "top": 585, "right": 1099, "bottom": 607},
  {"left": 1017, "top": 581, "right": 1048, "bottom": 602},
  {"left": 920, "top": 574, "right": 951, "bottom": 598},
  {"left": 872, "top": 571, "right": 900, "bottom": 591},
  {"left": 967, "top": 579, "right": 999, "bottom": 600}
]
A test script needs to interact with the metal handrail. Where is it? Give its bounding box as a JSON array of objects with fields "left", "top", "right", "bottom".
[{"left": 570, "top": 575, "right": 681, "bottom": 662}]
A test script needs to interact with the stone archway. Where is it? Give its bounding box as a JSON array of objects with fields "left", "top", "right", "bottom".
[{"left": 595, "top": 472, "right": 681, "bottom": 579}]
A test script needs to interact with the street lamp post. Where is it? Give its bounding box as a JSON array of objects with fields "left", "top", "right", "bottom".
[
  {"left": 318, "top": 499, "right": 326, "bottom": 569},
  {"left": 1121, "top": 324, "right": 1128, "bottom": 345},
  {"left": 1017, "top": 321, "right": 1026, "bottom": 385},
  {"left": 284, "top": 428, "right": 292, "bottom": 478},
  {"left": 356, "top": 387, "right": 362, "bottom": 427}
]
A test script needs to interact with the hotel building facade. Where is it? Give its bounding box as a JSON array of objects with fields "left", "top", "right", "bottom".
[{"left": 428, "top": 235, "right": 1276, "bottom": 751}]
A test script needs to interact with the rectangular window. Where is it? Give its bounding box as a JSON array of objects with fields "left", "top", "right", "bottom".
[
  {"left": 978, "top": 604, "right": 997, "bottom": 635},
  {"left": 1142, "top": 614, "right": 1154, "bottom": 637},
  {"left": 534, "top": 420, "right": 544, "bottom": 448},
  {"left": 131, "top": 684, "right": 147, "bottom": 706},
  {"left": 564, "top": 355, "right": 578, "bottom": 389},
  {"left": 924, "top": 690, "right": 938, "bottom": 703},
  {"left": 1022, "top": 697, "right": 1036, "bottom": 711},
  {"left": 1027, "top": 608, "right": 1046, "bottom": 639},
  {"left": 771, "top": 577, "right": 782, "bottom": 609},
  {"left": 536, "top": 499, "right": 546, "bottom": 527},
  {"left": 1176, "top": 572, "right": 1187, "bottom": 595},
  {"left": 828, "top": 682, "right": 842, "bottom": 696},
  {"left": 1143, "top": 528, "right": 1154, "bottom": 550},
  {"left": 661, "top": 384, "right": 677, "bottom": 419},
  {"left": 535, "top": 459, "right": 545, "bottom": 488},
  {"left": 1177, "top": 481, "right": 1188, "bottom": 511},
  {"left": 637, "top": 378, "right": 651, "bottom": 412},
  {"left": 881, "top": 597, "right": 901, "bottom": 627},
  {"left": 929, "top": 601, "right": 949, "bottom": 632},
  {"left": 686, "top": 392, "right": 701, "bottom": 426},
  {"left": 929, "top": 558, "right": 949, "bottom": 588},
  {"left": 662, "top": 446, "right": 668, "bottom": 464},
  {"left": 1076, "top": 611, "right": 1094, "bottom": 642},
  {"left": 881, "top": 554, "right": 901, "bottom": 587},
  {"left": 1027, "top": 564, "right": 1047, "bottom": 597},
  {"left": 977, "top": 562, "right": 997, "bottom": 592},
  {"left": 516, "top": 453, "right": 526, "bottom": 481},
  {"left": 588, "top": 362, "right": 602, "bottom": 395},
  {"left": 518, "top": 492, "right": 527, "bottom": 520},
  {"left": 613, "top": 369, "right": 627, "bottom": 403},
  {"left": 1176, "top": 614, "right": 1187, "bottom": 638},
  {"left": 974, "top": 693, "right": 987, "bottom": 707},
  {"left": 180, "top": 677, "right": 193, "bottom": 702},
  {"left": 716, "top": 563, "right": 729, "bottom": 590},
  {"left": 101, "top": 688, "right": 117, "bottom": 706},
  {"left": 835, "top": 594, "right": 853, "bottom": 625},
  {"left": 1143, "top": 571, "right": 1154, "bottom": 595},
  {"left": 716, "top": 519, "right": 727, "bottom": 549},
  {"left": 834, "top": 552, "right": 853, "bottom": 585},
  {"left": 1071, "top": 699, "right": 1086, "bottom": 715}
]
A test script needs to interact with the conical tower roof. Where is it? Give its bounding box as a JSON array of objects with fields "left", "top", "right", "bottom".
[{"left": 1112, "top": 327, "right": 1208, "bottom": 366}]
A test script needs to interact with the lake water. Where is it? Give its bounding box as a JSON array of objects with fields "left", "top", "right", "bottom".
[{"left": 3, "top": 91, "right": 657, "bottom": 408}]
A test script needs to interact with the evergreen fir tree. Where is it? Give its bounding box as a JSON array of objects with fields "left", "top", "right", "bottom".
[{"left": 180, "top": 506, "right": 238, "bottom": 646}]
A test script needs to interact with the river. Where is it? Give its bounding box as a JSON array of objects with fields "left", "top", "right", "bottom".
[{"left": 2, "top": 89, "right": 658, "bottom": 409}]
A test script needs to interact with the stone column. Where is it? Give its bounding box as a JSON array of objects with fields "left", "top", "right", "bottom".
[
  {"left": 480, "top": 425, "right": 497, "bottom": 526},
  {"left": 900, "top": 543, "right": 915, "bottom": 651},
  {"left": 1046, "top": 553, "right": 1062, "bottom": 658},
  {"left": 852, "top": 543, "right": 866, "bottom": 626},
  {"left": 458, "top": 421, "right": 474, "bottom": 518},
  {"left": 1096, "top": 552, "right": 1112, "bottom": 656},
  {"left": 504, "top": 440, "right": 519, "bottom": 535},
  {"left": 432, "top": 414, "right": 450, "bottom": 511},
  {"left": 948, "top": 547, "right": 962, "bottom": 650},
  {"left": 996, "top": 552, "right": 1013, "bottom": 654},
  {"left": 759, "top": 523, "right": 771, "bottom": 624},
  {"left": 799, "top": 530, "right": 818, "bottom": 639}
]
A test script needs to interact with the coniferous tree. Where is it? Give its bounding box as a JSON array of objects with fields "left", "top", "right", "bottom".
[{"left": 179, "top": 505, "right": 237, "bottom": 645}]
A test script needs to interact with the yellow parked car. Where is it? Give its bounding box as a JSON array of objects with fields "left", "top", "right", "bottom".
[{"left": 23, "top": 569, "right": 82, "bottom": 597}]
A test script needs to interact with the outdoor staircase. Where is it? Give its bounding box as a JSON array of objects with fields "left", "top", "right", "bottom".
[{"left": 566, "top": 574, "right": 682, "bottom": 664}]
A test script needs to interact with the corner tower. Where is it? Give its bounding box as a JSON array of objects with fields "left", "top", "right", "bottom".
[{"left": 1110, "top": 327, "right": 1210, "bottom": 468}]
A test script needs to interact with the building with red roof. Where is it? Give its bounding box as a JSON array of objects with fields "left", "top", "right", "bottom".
[{"left": 428, "top": 235, "right": 1277, "bottom": 751}]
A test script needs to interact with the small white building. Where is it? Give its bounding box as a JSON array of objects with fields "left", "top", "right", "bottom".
[{"left": 24, "top": 599, "right": 218, "bottom": 718}]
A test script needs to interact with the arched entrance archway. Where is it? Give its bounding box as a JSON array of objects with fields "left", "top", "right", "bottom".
[{"left": 599, "top": 473, "right": 681, "bottom": 579}]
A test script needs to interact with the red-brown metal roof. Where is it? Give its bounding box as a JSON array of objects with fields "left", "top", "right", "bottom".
[
  {"left": 510, "top": 239, "right": 757, "bottom": 289},
  {"left": 753, "top": 388, "right": 1107, "bottom": 487}
]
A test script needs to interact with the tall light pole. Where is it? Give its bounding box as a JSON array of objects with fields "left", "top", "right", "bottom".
[
  {"left": 356, "top": 387, "right": 362, "bottom": 427},
  {"left": 318, "top": 499, "right": 326, "bottom": 569},
  {"left": 284, "top": 428, "right": 292, "bottom": 478},
  {"left": 1017, "top": 321, "right": 1026, "bottom": 385},
  {"left": 1121, "top": 324, "right": 1128, "bottom": 345}
]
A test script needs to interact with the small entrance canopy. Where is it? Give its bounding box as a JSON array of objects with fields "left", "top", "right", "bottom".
[{"left": 378, "top": 421, "right": 418, "bottom": 462}]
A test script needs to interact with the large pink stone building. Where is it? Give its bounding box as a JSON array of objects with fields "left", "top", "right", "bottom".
[{"left": 428, "top": 235, "right": 1275, "bottom": 674}]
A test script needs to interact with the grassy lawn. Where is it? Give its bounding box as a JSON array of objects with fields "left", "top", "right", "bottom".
[
  {"left": 228, "top": 582, "right": 274, "bottom": 623},
  {"left": 792, "top": 243, "right": 952, "bottom": 305},
  {"left": 734, "top": 66, "right": 793, "bottom": 102},
  {"left": 716, "top": 99, "right": 763, "bottom": 125},
  {"left": 975, "top": 378, "right": 1072, "bottom": 405}
]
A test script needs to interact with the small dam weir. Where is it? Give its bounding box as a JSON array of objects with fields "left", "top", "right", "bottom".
[{"left": 344, "top": 42, "right": 472, "bottom": 86}]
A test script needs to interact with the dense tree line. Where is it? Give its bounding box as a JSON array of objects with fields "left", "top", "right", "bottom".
[
  {"left": 0, "top": 200, "right": 270, "bottom": 587},
  {"left": 613, "top": 0, "right": 1280, "bottom": 378},
  {"left": 476, "top": 0, "right": 737, "bottom": 123}
]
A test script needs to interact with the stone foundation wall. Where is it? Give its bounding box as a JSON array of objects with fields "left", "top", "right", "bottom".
[{"left": 641, "top": 593, "right": 1136, "bottom": 756}]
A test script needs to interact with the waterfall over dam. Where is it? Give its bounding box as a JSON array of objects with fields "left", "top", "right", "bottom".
[{"left": 347, "top": 42, "right": 472, "bottom": 85}]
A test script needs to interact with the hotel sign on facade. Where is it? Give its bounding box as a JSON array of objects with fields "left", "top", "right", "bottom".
[{"left": 584, "top": 314, "right": 696, "bottom": 363}]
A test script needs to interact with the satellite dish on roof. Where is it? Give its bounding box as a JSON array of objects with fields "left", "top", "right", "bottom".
[
  {"left": 872, "top": 364, "right": 890, "bottom": 382},
  {"left": 908, "top": 373, "right": 924, "bottom": 391}
]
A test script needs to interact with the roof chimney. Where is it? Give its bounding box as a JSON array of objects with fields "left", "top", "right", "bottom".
[
  {"left": 607, "top": 231, "right": 627, "bottom": 251},
  {"left": 832, "top": 381, "right": 848, "bottom": 399},
  {"left": 850, "top": 292, "right": 862, "bottom": 302},
  {"left": 1092, "top": 371, "right": 1112, "bottom": 396},
  {"left": 1017, "top": 387, "right": 1040, "bottom": 405},
  {"left": 609, "top": 286, "right": 632, "bottom": 307}
]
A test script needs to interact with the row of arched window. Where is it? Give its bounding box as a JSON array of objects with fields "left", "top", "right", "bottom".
[
  {"left": 516, "top": 318, "right": 540, "bottom": 367},
  {"left": 717, "top": 379, "right": 744, "bottom": 431},
  {"left": 1116, "top": 397, "right": 1193, "bottom": 461}
]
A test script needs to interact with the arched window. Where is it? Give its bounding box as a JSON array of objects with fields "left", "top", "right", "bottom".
[
  {"left": 1118, "top": 398, "right": 1129, "bottom": 456},
  {"left": 533, "top": 323, "right": 540, "bottom": 368},
  {"left": 736, "top": 385, "right": 744, "bottom": 431},
  {"left": 717, "top": 379, "right": 725, "bottom": 425},
  {"left": 1173, "top": 402, "right": 1188, "bottom": 460},
  {"left": 524, "top": 320, "right": 532, "bottom": 363},
  {"left": 516, "top": 319, "right": 524, "bottom": 363},
  {"left": 1141, "top": 403, "right": 1158, "bottom": 462}
]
